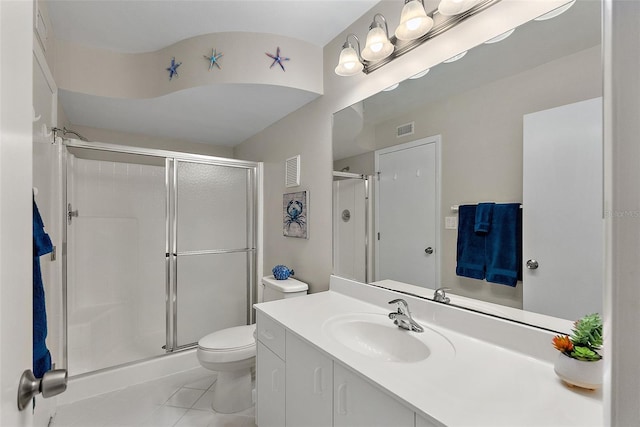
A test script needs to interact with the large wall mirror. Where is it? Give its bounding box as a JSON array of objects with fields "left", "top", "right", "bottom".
[{"left": 332, "top": 0, "right": 602, "bottom": 330}]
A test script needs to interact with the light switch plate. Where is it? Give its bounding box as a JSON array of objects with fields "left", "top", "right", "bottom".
[{"left": 445, "top": 216, "right": 458, "bottom": 230}]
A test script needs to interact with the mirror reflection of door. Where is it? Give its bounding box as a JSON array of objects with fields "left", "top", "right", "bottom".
[
  {"left": 375, "top": 137, "right": 440, "bottom": 288},
  {"left": 522, "top": 97, "right": 603, "bottom": 319}
]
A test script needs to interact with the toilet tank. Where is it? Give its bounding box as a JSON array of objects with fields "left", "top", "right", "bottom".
[{"left": 262, "top": 275, "right": 308, "bottom": 302}]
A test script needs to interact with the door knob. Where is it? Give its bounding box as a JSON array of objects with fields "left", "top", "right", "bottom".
[
  {"left": 526, "top": 259, "right": 539, "bottom": 269},
  {"left": 17, "top": 369, "right": 68, "bottom": 411},
  {"left": 424, "top": 247, "right": 434, "bottom": 255}
]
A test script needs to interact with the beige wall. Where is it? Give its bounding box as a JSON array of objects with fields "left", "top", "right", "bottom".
[
  {"left": 333, "top": 151, "right": 375, "bottom": 176},
  {"left": 235, "top": 0, "right": 569, "bottom": 293}
]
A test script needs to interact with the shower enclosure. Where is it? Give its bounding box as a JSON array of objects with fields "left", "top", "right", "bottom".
[
  {"left": 332, "top": 171, "right": 373, "bottom": 283},
  {"left": 63, "top": 140, "right": 259, "bottom": 376}
]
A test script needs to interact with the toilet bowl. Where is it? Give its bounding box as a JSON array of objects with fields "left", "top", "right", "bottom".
[{"left": 196, "top": 275, "right": 308, "bottom": 414}]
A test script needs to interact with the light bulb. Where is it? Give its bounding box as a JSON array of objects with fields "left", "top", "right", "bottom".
[
  {"left": 362, "top": 22, "right": 394, "bottom": 61},
  {"left": 395, "top": 0, "right": 433, "bottom": 41},
  {"left": 335, "top": 45, "right": 363, "bottom": 76},
  {"left": 406, "top": 18, "right": 421, "bottom": 31}
]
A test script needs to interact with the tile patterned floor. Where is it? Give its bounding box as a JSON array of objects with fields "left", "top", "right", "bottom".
[{"left": 53, "top": 367, "right": 256, "bottom": 427}]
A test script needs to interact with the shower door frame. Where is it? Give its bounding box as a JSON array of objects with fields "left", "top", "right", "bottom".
[{"left": 61, "top": 138, "right": 260, "bottom": 373}]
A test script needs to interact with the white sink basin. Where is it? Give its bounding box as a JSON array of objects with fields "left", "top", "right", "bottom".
[{"left": 322, "top": 313, "right": 455, "bottom": 363}]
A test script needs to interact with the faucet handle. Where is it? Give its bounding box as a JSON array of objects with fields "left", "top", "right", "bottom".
[
  {"left": 388, "top": 298, "right": 409, "bottom": 312},
  {"left": 433, "top": 287, "right": 451, "bottom": 303}
]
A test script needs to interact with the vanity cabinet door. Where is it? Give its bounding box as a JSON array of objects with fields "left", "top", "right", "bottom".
[
  {"left": 285, "top": 331, "right": 333, "bottom": 427},
  {"left": 256, "top": 341, "right": 285, "bottom": 427},
  {"left": 334, "top": 363, "right": 414, "bottom": 427}
]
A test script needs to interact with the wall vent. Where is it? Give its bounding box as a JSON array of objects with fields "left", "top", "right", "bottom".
[
  {"left": 396, "top": 122, "right": 415, "bottom": 138},
  {"left": 285, "top": 155, "right": 300, "bottom": 187}
]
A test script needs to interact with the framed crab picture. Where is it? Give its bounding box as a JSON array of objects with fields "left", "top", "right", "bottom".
[{"left": 283, "top": 191, "right": 308, "bottom": 238}]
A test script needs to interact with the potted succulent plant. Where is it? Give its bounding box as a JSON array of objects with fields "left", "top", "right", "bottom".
[{"left": 552, "top": 313, "right": 603, "bottom": 390}]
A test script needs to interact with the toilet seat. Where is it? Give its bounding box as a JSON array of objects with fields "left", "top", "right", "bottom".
[{"left": 197, "top": 324, "right": 256, "bottom": 364}]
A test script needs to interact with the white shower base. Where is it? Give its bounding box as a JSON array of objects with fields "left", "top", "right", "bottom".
[
  {"left": 68, "top": 303, "right": 166, "bottom": 376},
  {"left": 59, "top": 348, "right": 200, "bottom": 405}
]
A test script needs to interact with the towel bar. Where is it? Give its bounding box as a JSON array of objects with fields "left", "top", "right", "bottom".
[{"left": 450, "top": 204, "right": 522, "bottom": 212}]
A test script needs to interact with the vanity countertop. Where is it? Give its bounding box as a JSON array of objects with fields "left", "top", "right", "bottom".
[{"left": 255, "top": 279, "right": 602, "bottom": 426}]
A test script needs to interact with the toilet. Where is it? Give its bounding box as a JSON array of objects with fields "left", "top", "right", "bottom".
[{"left": 197, "top": 275, "right": 308, "bottom": 413}]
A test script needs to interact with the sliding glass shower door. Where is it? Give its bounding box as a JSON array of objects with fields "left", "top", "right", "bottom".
[
  {"left": 65, "top": 148, "right": 167, "bottom": 375},
  {"left": 64, "top": 140, "right": 258, "bottom": 375},
  {"left": 168, "top": 159, "right": 256, "bottom": 350}
]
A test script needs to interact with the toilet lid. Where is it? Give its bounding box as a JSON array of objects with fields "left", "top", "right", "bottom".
[{"left": 198, "top": 324, "right": 256, "bottom": 351}]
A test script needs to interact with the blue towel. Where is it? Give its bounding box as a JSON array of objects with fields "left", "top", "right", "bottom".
[
  {"left": 485, "top": 203, "right": 522, "bottom": 287},
  {"left": 456, "top": 205, "right": 486, "bottom": 280},
  {"left": 474, "top": 202, "right": 495, "bottom": 234},
  {"left": 33, "top": 196, "right": 53, "bottom": 378}
]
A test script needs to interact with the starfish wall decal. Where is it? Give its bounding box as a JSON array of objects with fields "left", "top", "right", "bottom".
[
  {"left": 166, "top": 57, "right": 182, "bottom": 80},
  {"left": 266, "top": 46, "right": 290, "bottom": 72},
  {"left": 204, "top": 49, "right": 223, "bottom": 70}
]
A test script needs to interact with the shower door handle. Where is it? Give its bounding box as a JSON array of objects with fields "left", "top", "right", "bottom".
[{"left": 67, "top": 203, "right": 78, "bottom": 225}]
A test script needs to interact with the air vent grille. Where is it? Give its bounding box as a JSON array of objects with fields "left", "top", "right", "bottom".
[
  {"left": 396, "top": 122, "right": 415, "bottom": 138},
  {"left": 285, "top": 155, "right": 300, "bottom": 187}
]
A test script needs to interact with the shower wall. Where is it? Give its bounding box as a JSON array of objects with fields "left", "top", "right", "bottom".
[{"left": 67, "top": 155, "right": 166, "bottom": 375}]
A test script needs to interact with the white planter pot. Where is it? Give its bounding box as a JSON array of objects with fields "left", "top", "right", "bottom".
[{"left": 554, "top": 352, "right": 603, "bottom": 390}]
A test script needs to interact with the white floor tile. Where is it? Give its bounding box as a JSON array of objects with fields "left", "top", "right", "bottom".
[
  {"left": 174, "top": 409, "right": 217, "bottom": 427},
  {"left": 100, "top": 398, "right": 158, "bottom": 426},
  {"left": 109, "top": 381, "right": 181, "bottom": 406},
  {"left": 140, "top": 405, "right": 188, "bottom": 427},
  {"left": 165, "top": 388, "right": 207, "bottom": 409},
  {"left": 191, "top": 390, "right": 215, "bottom": 412},
  {"left": 208, "top": 413, "right": 257, "bottom": 427},
  {"left": 164, "top": 367, "right": 212, "bottom": 388},
  {"left": 184, "top": 374, "right": 217, "bottom": 390},
  {"left": 55, "top": 369, "right": 255, "bottom": 427}
]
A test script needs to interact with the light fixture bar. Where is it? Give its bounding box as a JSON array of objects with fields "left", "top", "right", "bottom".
[{"left": 363, "top": 0, "right": 502, "bottom": 74}]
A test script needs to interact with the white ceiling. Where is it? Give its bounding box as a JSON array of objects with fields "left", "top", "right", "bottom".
[{"left": 47, "top": 0, "right": 379, "bottom": 146}]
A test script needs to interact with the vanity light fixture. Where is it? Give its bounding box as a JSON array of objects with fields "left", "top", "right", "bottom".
[
  {"left": 395, "top": 0, "right": 434, "bottom": 41},
  {"left": 443, "top": 50, "right": 468, "bottom": 63},
  {"left": 534, "top": 0, "right": 576, "bottom": 21},
  {"left": 382, "top": 83, "right": 400, "bottom": 91},
  {"left": 361, "top": 14, "right": 394, "bottom": 62},
  {"left": 409, "top": 68, "right": 430, "bottom": 79},
  {"left": 335, "top": 34, "right": 364, "bottom": 76},
  {"left": 335, "top": 0, "right": 500, "bottom": 76},
  {"left": 483, "top": 28, "right": 515, "bottom": 44},
  {"left": 438, "top": 0, "right": 483, "bottom": 16}
]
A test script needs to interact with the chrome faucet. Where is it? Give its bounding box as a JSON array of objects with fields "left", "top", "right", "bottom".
[
  {"left": 433, "top": 287, "right": 451, "bottom": 304},
  {"left": 388, "top": 299, "right": 424, "bottom": 332}
]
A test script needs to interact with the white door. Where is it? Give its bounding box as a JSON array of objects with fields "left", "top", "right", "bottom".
[
  {"left": 375, "top": 137, "right": 439, "bottom": 289},
  {"left": 0, "top": 1, "right": 35, "bottom": 426},
  {"left": 523, "top": 98, "right": 603, "bottom": 320},
  {"left": 32, "top": 33, "right": 61, "bottom": 427}
]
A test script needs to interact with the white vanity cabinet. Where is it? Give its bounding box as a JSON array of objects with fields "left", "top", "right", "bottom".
[
  {"left": 256, "top": 311, "right": 286, "bottom": 427},
  {"left": 256, "top": 310, "right": 434, "bottom": 427},
  {"left": 285, "top": 332, "right": 333, "bottom": 426},
  {"left": 334, "top": 363, "right": 415, "bottom": 427},
  {"left": 256, "top": 341, "right": 285, "bottom": 427}
]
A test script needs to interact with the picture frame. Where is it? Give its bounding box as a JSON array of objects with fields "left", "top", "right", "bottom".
[{"left": 283, "top": 191, "right": 308, "bottom": 238}]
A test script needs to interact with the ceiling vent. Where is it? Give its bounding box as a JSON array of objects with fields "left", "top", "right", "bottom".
[
  {"left": 396, "top": 122, "right": 415, "bottom": 138},
  {"left": 285, "top": 155, "right": 300, "bottom": 187}
]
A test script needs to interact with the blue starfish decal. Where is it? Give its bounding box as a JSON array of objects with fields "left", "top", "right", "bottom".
[
  {"left": 266, "top": 46, "right": 290, "bottom": 71},
  {"left": 166, "top": 57, "right": 181, "bottom": 80},
  {"left": 204, "top": 49, "right": 223, "bottom": 70}
]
